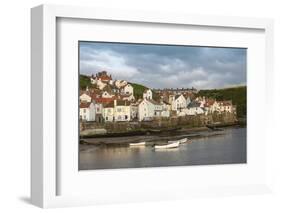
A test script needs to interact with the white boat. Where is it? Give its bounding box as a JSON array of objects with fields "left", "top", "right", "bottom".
[
  {"left": 168, "top": 138, "right": 188, "bottom": 144},
  {"left": 129, "top": 142, "right": 146, "bottom": 146},
  {"left": 154, "top": 141, "right": 180, "bottom": 149}
]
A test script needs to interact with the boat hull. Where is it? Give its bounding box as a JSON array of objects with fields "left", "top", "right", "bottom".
[
  {"left": 168, "top": 138, "right": 188, "bottom": 144},
  {"left": 154, "top": 142, "right": 180, "bottom": 149},
  {"left": 129, "top": 142, "right": 146, "bottom": 146}
]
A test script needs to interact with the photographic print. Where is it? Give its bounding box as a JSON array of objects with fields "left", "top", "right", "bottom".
[{"left": 79, "top": 41, "right": 247, "bottom": 170}]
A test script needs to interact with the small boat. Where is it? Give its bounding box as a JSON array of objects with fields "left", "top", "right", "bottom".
[
  {"left": 154, "top": 141, "right": 180, "bottom": 149},
  {"left": 168, "top": 138, "right": 188, "bottom": 144},
  {"left": 129, "top": 142, "right": 146, "bottom": 146}
]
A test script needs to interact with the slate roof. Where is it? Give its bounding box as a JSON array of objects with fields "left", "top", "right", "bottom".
[{"left": 187, "top": 101, "right": 201, "bottom": 108}]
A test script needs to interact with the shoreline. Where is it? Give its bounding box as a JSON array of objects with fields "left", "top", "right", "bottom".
[{"left": 80, "top": 125, "right": 245, "bottom": 146}]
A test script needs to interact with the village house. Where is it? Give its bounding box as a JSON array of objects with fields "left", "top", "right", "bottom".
[
  {"left": 186, "top": 96, "right": 191, "bottom": 107},
  {"left": 94, "top": 102, "right": 103, "bottom": 123},
  {"left": 114, "top": 100, "right": 131, "bottom": 122},
  {"left": 80, "top": 93, "right": 91, "bottom": 103},
  {"left": 138, "top": 99, "right": 155, "bottom": 121},
  {"left": 90, "top": 71, "right": 112, "bottom": 90},
  {"left": 103, "top": 103, "right": 114, "bottom": 122},
  {"left": 217, "top": 101, "right": 234, "bottom": 113},
  {"left": 203, "top": 99, "right": 216, "bottom": 115},
  {"left": 114, "top": 80, "right": 127, "bottom": 89},
  {"left": 103, "top": 100, "right": 131, "bottom": 122},
  {"left": 138, "top": 99, "right": 170, "bottom": 121},
  {"left": 143, "top": 89, "right": 153, "bottom": 100},
  {"left": 121, "top": 83, "right": 134, "bottom": 95},
  {"left": 171, "top": 94, "right": 187, "bottom": 112},
  {"left": 185, "top": 101, "right": 205, "bottom": 115},
  {"left": 79, "top": 102, "right": 96, "bottom": 121}
]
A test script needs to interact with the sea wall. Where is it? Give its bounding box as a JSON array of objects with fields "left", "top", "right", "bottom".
[{"left": 80, "top": 112, "right": 237, "bottom": 134}]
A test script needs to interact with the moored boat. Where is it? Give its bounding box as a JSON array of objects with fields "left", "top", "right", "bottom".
[
  {"left": 129, "top": 142, "right": 146, "bottom": 146},
  {"left": 154, "top": 141, "right": 180, "bottom": 149},
  {"left": 168, "top": 138, "right": 188, "bottom": 144}
]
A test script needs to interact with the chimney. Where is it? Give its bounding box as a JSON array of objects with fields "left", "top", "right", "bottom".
[{"left": 114, "top": 99, "right": 117, "bottom": 107}]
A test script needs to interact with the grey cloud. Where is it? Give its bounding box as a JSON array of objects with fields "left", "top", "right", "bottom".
[{"left": 79, "top": 42, "right": 246, "bottom": 89}]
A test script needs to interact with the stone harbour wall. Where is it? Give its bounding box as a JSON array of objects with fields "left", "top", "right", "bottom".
[{"left": 80, "top": 112, "right": 238, "bottom": 134}]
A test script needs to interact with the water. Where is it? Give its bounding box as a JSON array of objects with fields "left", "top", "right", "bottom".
[{"left": 79, "top": 127, "right": 246, "bottom": 170}]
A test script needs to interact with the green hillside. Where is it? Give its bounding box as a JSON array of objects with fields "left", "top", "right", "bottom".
[
  {"left": 130, "top": 83, "right": 148, "bottom": 100},
  {"left": 198, "top": 86, "right": 247, "bottom": 118},
  {"left": 79, "top": 75, "right": 92, "bottom": 90}
]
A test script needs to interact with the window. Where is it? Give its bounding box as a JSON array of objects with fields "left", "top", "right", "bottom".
[
  {"left": 125, "top": 115, "right": 128, "bottom": 120},
  {"left": 83, "top": 109, "right": 86, "bottom": 113},
  {"left": 117, "top": 107, "right": 121, "bottom": 112}
]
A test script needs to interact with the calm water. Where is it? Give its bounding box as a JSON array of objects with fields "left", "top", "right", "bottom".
[{"left": 79, "top": 127, "right": 246, "bottom": 170}]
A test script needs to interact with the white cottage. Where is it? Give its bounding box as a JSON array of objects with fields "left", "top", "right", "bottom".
[
  {"left": 185, "top": 101, "right": 204, "bottom": 115},
  {"left": 103, "top": 102, "right": 114, "bottom": 122},
  {"left": 138, "top": 99, "right": 155, "bottom": 121},
  {"left": 103, "top": 100, "right": 131, "bottom": 122},
  {"left": 143, "top": 89, "right": 153, "bottom": 100},
  {"left": 121, "top": 84, "right": 134, "bottom": 95},
  {"left": 114, "top": 100, "right": 131, "bottom": 122},
  {"left": 80, "top": 93, "right": 91, "bottom": 103},
  {"left": 171, "top": 94, "right": 186, "bottom": 111},
  {"left": 80, "top": 102, "right": 96, "bottom": 121}
]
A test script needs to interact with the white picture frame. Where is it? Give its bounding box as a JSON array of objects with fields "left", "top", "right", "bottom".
[{"left": 31, "top": 4, "right": 274, "bottom": 208}]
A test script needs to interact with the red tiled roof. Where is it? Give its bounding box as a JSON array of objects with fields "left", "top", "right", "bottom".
[
  {"left": 93, "top": 97, "right": 117, "bottom": 104},
  {"left": 204, "top": 99, "right": 215, "bottom": 107},
  {"left": 80, "top": 102, "right": 91, "bottom": 108},
  {"left": 217, "top": 100, "right": 232, "bottom": 106}
]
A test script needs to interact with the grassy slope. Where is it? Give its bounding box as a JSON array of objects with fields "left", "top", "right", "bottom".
[
  {"left": 79, "top": 75, "right": 92, "bottom": 90},
  {"left": 130, "top": 83, "right": 148, "bottom": 100},
  {"left": 197, "top": 86, "right": 247, "bottom": 118}
]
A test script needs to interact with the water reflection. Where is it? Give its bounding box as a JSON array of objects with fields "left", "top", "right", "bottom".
[{"left": 79, "top": 128, "right": 246, "bottom": 170}]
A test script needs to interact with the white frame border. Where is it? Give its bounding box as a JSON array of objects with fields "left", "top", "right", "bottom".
[{"left": 31, "top": 4, "right": 274, "bottom": 208}]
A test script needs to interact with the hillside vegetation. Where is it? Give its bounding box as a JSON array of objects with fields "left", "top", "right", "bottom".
[
  {"left": 130, "top": 83, "right": 148, "bottom": 100},
  {"left": 80, "top": 75, "right": 92, "bottom": 90},
  {"left": 198, "top": 86, "right": 247, "bottom": 118}
]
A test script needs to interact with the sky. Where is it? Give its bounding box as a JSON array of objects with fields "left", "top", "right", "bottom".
[{"left": 79, "top": 41, "right": 246, "bottom": 90}]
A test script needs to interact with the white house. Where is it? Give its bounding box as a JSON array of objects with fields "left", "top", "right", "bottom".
[
  {"left": 103, "top": 100, "right": 131, "bottom": 122},
  {"left": 114, "top": 100, "right": 131, "bottom": 122},
  {"left": 217, "top": 101, "right": 234, "bottom": 113},
  {"left": 121, "top": 84, "right": 134, "bottom": 95},
  {"left": 171, "top": 94, "right": 186, "bottom": 112},
  {"left": 209, "top": 100, "right": 234, "bottom": 113},
  {"left": 186, "top": 96, "right": 191, "bottom": 107},
  {"left": 138, "top": 99, "right": 155, "bottom": 121},
  {"left": 94, "top": 103, "right": 103, "bottom": 122},
  {"left": 103, "top": 102, "right": 114, "bottom": 122},
  {"left": 114, "top": 80, "right": 128, "bottom": 89},
  {"left": 80, "top": 93, "right": 91, "bottom": 103},
  {"left": 80, "top": 102, "right": 96, "bottom": 121},
  {"left": 185, "top": 101, "right": 204, "bottom": 115},
  {"left": 143, "top": 89, "right": 153, "bottom": 100},
  {"left": 161, "top": 101, "right": 171, "bottom": 117}
]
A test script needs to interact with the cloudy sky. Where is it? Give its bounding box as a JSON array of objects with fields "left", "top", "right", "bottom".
[{"left": 79, "top": 41, "right": 246, "bottom": 89}]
